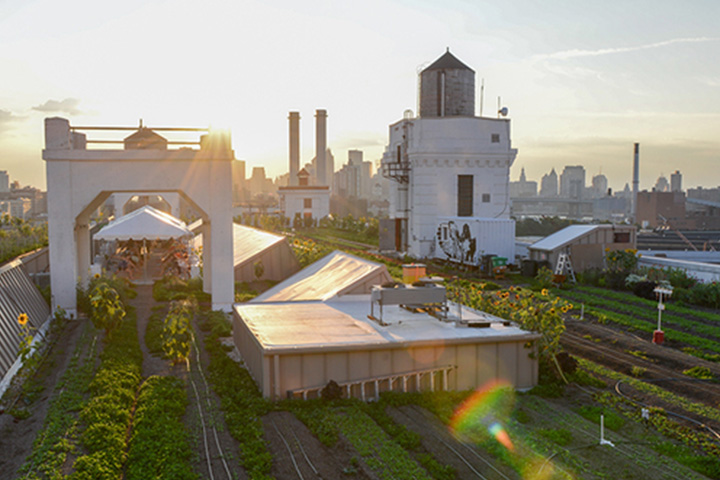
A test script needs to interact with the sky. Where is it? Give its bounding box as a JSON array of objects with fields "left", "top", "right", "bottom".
[{"left": 1, "top": 0, "right": 719, "bottom": 192}]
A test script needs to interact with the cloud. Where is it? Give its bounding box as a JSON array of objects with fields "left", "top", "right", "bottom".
[
  {"left": 697, "top": 76, "right": 720, "bottom": 88},
  {"left": 535, "top": 37, "right": 720, "bottom": 62},
  {"left": 0, "top": 109, "right": 23, "bottom": 132},
  {"left": 32, "top": 98, "right": 83, "bottom": 115}
]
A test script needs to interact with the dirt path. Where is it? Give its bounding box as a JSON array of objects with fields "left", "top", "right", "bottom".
[
  {"left": 0, "top": 319, "right": 87, "bottom": 479},
  {"left": 187, "top": 315, "right": 247, "bottom": 480},
  {"left": 130, "top": 285, "right": 171, "bottom": 378}
]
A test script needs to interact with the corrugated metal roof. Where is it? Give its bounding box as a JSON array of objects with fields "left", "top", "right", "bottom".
[
  {"left": 192, "top": 223, "right": 287, "bottom": 267},
  {"left": 529, "top": 225, "right": 599, "bottom": 252},
  {"left": 251, "top": 250, "right": 393, "bottom": 303},
  {"left": 0, "top": 259, "right": 50, "bottom": 383}
]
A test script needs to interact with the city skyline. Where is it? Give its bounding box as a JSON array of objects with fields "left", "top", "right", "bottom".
[{"left": 1, "top": 0, "right": 719, "bottom": 191}]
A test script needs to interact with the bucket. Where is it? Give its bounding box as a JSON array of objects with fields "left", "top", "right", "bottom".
[{"left": 652, "top": 330, "right": 664, "bottom": 345}]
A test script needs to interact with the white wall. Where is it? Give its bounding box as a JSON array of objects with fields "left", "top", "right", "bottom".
[{"left": 383, "top": 116, "right": 516, "bottom": 258}]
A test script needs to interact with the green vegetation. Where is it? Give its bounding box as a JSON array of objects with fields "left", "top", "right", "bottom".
[
  {"left": 125, "top": 376, "right": 197, "bottom": 480},
  {"left": 200, "top": 310, "right": 273, "bottom": 478},
  {"left": 682, "top": 366, "right": 714, "bottom": 380},
  {"left": 161, "top": 300, "right": 194, "bottom": 364},
  {"left": 88, "top": 281, "right": 126, "bottom": 335},
  {"left": 0, "top": 216, "right": 48, "bottom": 265},
  {"left": 71, "top": 309, "right": 143, "bottom": 480},
  {"left": 16, "top": 324, "right": 97, "bottom": 479},
  {"left": 335, "top": 406, "right": 432, "bottom": 480},
  {"left": 153, "top": 275, "right": 209, "bottom": 303}
]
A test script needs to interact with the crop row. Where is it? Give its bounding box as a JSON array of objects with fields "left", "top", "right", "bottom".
[
  {"left": 200, "top": 310, "right": 273, "bottom": 478},
  {"left": 125, "top": 376, "right": 197, "bottom": 480},
  {"left": 577, "top": 358, "right": 720, "bottom": 477},
  {"left": 558, "top": 289, "right": 720, "bottom": 339},
  {"left": 17, "top": 322, "right": 98, "bottom": 480},
  {"left": 557, "top": 291, "right": 720, "bottom": 356},
  {"left": 335, "top": 406, "right": 432, "bottom": 480},
  {"left": 576, "top": 285, "right": 720, "bottom": 324},
  {"left": 70, "top": 309, "right": 143, "bottom": 479}
]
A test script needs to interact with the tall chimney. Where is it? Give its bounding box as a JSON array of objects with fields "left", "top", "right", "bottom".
[
  {"left": 632, "top": 143, "right": 639, "bottom": 222},
  {"left": 288, "top": 112, "right": 300, "bottom": 186},
  {"left": 315, "top": 109, "right": 327, "bottom": 185}
]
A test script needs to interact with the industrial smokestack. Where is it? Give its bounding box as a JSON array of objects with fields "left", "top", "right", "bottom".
[
  {"left": 288, "top": 112, "right": 300, "bottom": 186},
  {"left": 315, "top": 109, "right": 327, "bottom": 186},
  {"left": 632, "top": 143, "right": 639, "bottom": 222}
]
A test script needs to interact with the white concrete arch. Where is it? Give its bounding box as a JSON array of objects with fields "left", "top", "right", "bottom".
[{"left": 43, "top": 117, "right": 235, "bottom": 315}]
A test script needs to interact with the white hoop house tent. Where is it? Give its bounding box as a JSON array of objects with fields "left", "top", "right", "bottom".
[{"left": 93, "top": 206, "right": 194, "bottom": 282}]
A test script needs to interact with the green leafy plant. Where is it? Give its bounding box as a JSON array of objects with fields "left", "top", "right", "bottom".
[
  {"left": 683, "top": 366, "right": 714, "bottom": 380},
  {"left": 88, "top": 281, "right": 126, "bottom": 335},
  {"left": 161, "top": 300, "right": 194, "bottom": 364}
]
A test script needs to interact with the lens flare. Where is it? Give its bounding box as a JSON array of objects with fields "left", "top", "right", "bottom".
[{"left": 450, "top": 380, "right": 515, "bottom": 451}]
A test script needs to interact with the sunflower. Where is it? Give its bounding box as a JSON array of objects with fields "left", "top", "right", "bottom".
[
  {"left": 18, "top": 313, "right": 29, "bottom": 326},
  {"left": 541, "top": 289, "right": 549, "bottom": 296}
]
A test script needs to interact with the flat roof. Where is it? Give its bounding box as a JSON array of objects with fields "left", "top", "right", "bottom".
[{"left": 235, "top": 296, "right": 539, "bottom": 354}]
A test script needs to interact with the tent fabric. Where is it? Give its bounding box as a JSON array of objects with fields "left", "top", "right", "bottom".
[
  {"left": 94, "top": 205, "right": 192, "bottom": 241},
  {"left": 252, "top": 250, "right": 393, "bottom": 303}
]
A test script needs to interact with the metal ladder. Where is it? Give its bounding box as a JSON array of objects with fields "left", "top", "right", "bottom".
[{"left": 555, "top": 252, "right": 576, "bottom": 283}]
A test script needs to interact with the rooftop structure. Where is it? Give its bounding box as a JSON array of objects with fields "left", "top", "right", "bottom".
[
  {"left": 43, "top": 117, "right": 235, "bottom": 314},
  {"left": 381, "top": 50, "right": 516, "bottom": 263},
  {"left": 235, "top": 252, "right": 539, "bottom": 400},
  {"left": 192, "top": 223, "right": 300, "bottom": 283},
  {"left": 528, "top": 224, "right": 636, "bottom": 272}
]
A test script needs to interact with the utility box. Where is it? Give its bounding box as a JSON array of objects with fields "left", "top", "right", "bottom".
[{"left": 434, "top": 217, "right": 515, "bottom": 266}]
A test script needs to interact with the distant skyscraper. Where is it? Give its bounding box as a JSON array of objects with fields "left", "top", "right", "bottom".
[
  {"left": 540, "top": 168, "right": 558, "bottom": 197},
  {"left": 671, "top": 170, "right": 682, "bottom": 192},
  {"left": 509, "top": 167, "right": 537, "bottom": 197},
  {"left": 560, "top": 166, "right": 585, "bottom": 199},
  {"left": 592, "top": 174, "right": 608, "bottom": 198},
  {"left": 654, "top": 175, "right": 669, "bottom": 192},
  {"left": 0, "top": 171, "right": 8, "bottom": 193}
]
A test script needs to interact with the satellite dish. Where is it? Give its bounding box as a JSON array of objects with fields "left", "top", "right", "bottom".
[{"left": 498, "top": 107, "right": 509, "bottom": 117}]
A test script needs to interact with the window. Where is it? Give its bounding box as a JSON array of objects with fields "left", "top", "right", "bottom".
[
  {"left": 491, "top": 134, "right": 500, "bottom": 143},
  {"left": 614, "top": 232, "right": 630, "bottom": 243},
  {"left": 482, "top": 193, "right": 491, "bottom": 203},
  {"left": 396, "top": 145, "right": 402, "bottom": 162},
  {"left": 303, "top": 198, "right": 312, "bottom": 208},
  {"left": 457, "top": 175, "right": 473, "bottom": 216}
]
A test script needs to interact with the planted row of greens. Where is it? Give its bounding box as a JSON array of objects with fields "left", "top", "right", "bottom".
[
  {"left": 576, "top": 285, "right": 720, "bottom": 324},
  {"left": 17, "top": 322, "right": 98, "bottom": 480},
  {"left": 200, "top": 310, "right": 273, "bottom": 478},
  {"left": 125, "top": 376, "right": 197, "bottom": 480},
  {"left": 577, "top": 358, "right": 720, "bottom": 478},
  {"left": 558, "top": 289, "right": 720, "bottom": 340},
  {"left": 70, "top": 309, "right": 143, "bottom": 479},
  {"left": 335, "top": 406, "right": 432, "bottom": 480}
]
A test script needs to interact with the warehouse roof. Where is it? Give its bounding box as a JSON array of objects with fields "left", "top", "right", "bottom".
[{"left": 235, "top": 296, "right": 538, "bottom": 354}]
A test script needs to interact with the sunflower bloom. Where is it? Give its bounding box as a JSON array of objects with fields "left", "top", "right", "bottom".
[{"left": 18, "top": 313, "right": 29, "bottom": 326}]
